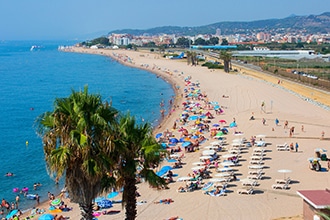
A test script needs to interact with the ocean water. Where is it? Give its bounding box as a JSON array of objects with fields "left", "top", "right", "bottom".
[{"left": 0, "top": 40, "right": 174, "bottom": 213}]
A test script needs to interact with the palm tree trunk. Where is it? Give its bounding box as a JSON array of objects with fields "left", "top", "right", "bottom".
[
  {"left": 79, "top": 203, "right": 94, "bottom": 220},
  {"left": 124, "top": 177, "right": 137, "bottom": 220}
]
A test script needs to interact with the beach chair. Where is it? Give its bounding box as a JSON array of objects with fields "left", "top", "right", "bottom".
[
  {"left": 241, "top": 180, "right": 259, "bottom": 187},
  {"left": 249, "top": 160, "right": 264, "bottom": 165},
  {"left": 253, "top": 147, "right": 265, "bottom": 153},
  {"left": 272, "top": 183, "right": 290, "bottom": 190},
  {"left": 275, "top": 177, "right": 291, "bottom": 184},
  {"left": 247, "top": 173, "right": 263, "bottom": 180},
  {"left": 252, "top": 152, "right": 266, "bottom": 157},
  {"left": 248, "top": 169, "right": 264, "bottom": 175},
  {"left": 277, "top": 144, "right": 289, "bottom": 151},
  {"left": 237, "top": 187, "right": 254, "bottom": 195}
]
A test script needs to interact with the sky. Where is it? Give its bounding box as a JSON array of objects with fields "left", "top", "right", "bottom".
[{"left": 1, "top": 0, "right": 329, "bottom": 40}]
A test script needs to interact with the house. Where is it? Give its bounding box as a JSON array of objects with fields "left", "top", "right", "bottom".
[{"left": 297, "top": 189, "right": 330, "bottom": 220}]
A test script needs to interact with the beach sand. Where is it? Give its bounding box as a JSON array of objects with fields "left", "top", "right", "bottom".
[{"left": 20, "top": 47, "right": 330, "bottom": 220}]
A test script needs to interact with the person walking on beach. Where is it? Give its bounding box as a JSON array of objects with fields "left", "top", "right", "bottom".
[
  {"left": 262, "top": 118, "right": 266, "bottom": 125},
  {"left": 284, "top": 120, "right": 288, "bottom": 129},
  {"left": 295, "top": 142, "right": 299, "bottom": 152},
  {"left": 275, "top": 118, "right": 279, "bottom": 126},
  {"left": 261, "top": 101, "right": 265, "bottom": 113}
]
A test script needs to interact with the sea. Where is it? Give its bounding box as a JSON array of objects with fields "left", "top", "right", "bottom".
[{"left": 0, "top": 40, "right": 174, "bottom": 213}]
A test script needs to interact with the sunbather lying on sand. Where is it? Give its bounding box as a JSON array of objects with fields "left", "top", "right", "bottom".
[{"left": 154, "top": 198, "right": 174, "bottom": 204}]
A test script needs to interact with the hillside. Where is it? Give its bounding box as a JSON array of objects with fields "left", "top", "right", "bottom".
[{"left": 109, "top": 12, "right": 330, "bottom": 36}]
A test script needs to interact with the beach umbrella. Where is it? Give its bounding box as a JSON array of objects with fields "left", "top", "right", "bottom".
[
  {"left": 177, "top": 176, "right": 192, "bottom": 182},
  {"left": 277, "top": 169, "right": 292, "bottom": 179},
  {"left": 169, "top": 138, "right": 179, "bottom": 143},
  {"left": 249, "top": 165, "right": 264, "bottom": 169},
  {"left": 97, "top": 199, "right": 113, "bottom": 209},
  {"left": 221, "top": 161, "right": 235, "bottom": 167},
  {"left": 212, "top": 123, "right": 220, "bottom": 127},
  {"left": 95, "top": 197, "right": 106, "bottom": 203},
  {"left": 51, "top": 198, "right": 62, "bottom": 206},
  {"left": 199, "top": 155, "right": 212, "bottom": 160},
  {"left": 155, "top": 133, "right": 162, "bottom": 139},
  {"left": 209, "top": 178, "right": 226, "bottom": 183},
  {"left": 38, "top": 214, "right": 55, "bottom": 220},
  {"left": 167, "top": 159, "right": 177, "bottom": 163},
  {"left": 192, "top": 161, "right": 206, "bottom": 166},
  {"left": 229, "top": 122, "right": 237, "bottom": 128},
  {"left": 202, "top": 150, "right": 216, "bottom": 155},
  {"left": 215, "top": 173, "right": 231, "bottom": 177},
  {"left": 222, "top": 154, "right": 237, "bottom": 159},
  {"left": 107, "top": 191, "right": 119, "bottom": 199},
  {"left": 202, "top": 182, "right": 213, "bottom": 190},
  {"left": 219, "top": 119, "right": 227, "bottom": 123},
  {"left": 191, "top": 166, "right": 205, "bottom": 170},
  {"left": 217, "top": 167, "right": 233, "bottom": 172},
  {"left": 156, "top": 166, "right": 172, "bottom": 177},
  {"left": 182, "top": 141, "right": 192, "bottom": 147},
  {"left": 6, "top": 209, "right": 18, "bottom": 219},
  {"left": 221, "top": 127, "right": 228, "bottom": 132},
  {"left": 188, "top": 115, "right": 199, "bottom": 121},
  {"left": 161, "top": 143, "right": 167, "bottom": 149},
  {"left": 216, "top": 131, "right": 224, "bottom": 137},
  {"left": 307, "top": 157, "right": 321, "bottom": 162}
]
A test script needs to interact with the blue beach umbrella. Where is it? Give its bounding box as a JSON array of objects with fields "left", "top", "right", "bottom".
[
  {"left": 179, "top": 137, "right": 185, "bottom": 142},
  {"left": 156, "top": 166, "right": 172, "bottom": 177},
  {"left": 161, "top": 143, "right": 167, "bottom": 149},
  {"left": 38, "top": 214, "right": 55, "bottom": 220},
  {"left": 169, "top": 138, "right": 179, "bottom": 143},
  {"left": 97, "top": 199, "right": 113, "bottom": 209},
  {"left": 107, "top": 191, "right": 119, "bottom": 199},
  {"left": 155, "top": 133, "right": 162, "bottom": 139},
  {"left": 182, "top": 141, "right": 192, "bottom": 147},
  {"left": 188, "top": 115, "right": 199, "bottom": 121},
  {"left": 167, "top": 159, "right": 177, "bottom": 163},
  {"left": 212, "top": 124, "right": 220, "bottom": 127},
  {"left": 229, "top": 122, "right": 237, "bottom": 128},
  {"left": 95, "top": 197, "right": 105, "bottom": 203},
  {"left": 6, "top": 209, "right": 18, "bottom": 219}
]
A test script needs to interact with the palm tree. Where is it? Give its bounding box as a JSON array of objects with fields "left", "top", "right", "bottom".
[
  {"left": 35, "top": 86, "right": 118, "bottom": 220},
  {"left": 220, "top": 51, "right": 232, "bottom": 73},
  {"left": 317, "top": 206, "right": 330, "bottom": 220},
  {"left": 186, "top": 51, "right": 198, "bottom": 66},
  {"left": 113, "top": 112, "right": 166, "bottom": 220}
]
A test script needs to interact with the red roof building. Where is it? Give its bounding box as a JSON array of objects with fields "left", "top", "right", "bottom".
[{"left": 297, "top": 189, "right": 330, "bottom": 219}]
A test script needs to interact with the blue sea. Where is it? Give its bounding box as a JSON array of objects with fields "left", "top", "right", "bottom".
[{"left": 0, "top": 40, "right": 174, "bottom": 213}]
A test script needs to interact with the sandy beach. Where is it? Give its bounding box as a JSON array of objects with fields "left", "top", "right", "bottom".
[{"left": 20, "top": 47, "right": 330, "bottom": 220}]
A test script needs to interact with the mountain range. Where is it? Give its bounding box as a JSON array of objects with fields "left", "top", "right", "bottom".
[{"left": 109, "top": 12, "right": 330, "bottom": 36}]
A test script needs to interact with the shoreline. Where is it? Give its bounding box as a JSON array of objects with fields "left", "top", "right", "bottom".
[{"left": 18, "top": 46, "right": 330, "bottom": 220}]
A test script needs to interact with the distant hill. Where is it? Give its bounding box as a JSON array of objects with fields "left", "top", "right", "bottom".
[{"left": 109, "top": 12, "right": 330, "bottom": 36}]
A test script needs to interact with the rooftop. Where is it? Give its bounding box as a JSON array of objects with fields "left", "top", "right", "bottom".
[{"left": 297, "top": 189, "right": 330, "bottom": 209}]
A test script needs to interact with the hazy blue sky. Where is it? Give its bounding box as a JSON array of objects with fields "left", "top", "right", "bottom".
[{"left": 1, "top": 0, "right": 329, "bottom": 40}]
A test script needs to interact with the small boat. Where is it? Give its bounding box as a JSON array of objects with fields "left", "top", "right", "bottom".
[{"left": 30, "top": 45, "right": 41, "bottom": 51}]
